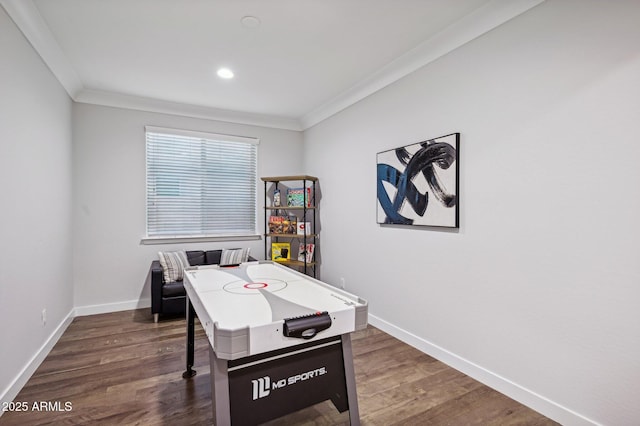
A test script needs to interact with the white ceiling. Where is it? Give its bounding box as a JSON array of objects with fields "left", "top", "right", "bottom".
[{"left": 2, "top": 0, "right": 543, "bottom": 130}]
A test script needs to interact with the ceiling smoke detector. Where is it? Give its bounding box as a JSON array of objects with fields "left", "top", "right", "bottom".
[{"left": 241, "top": 16, "right": 261, "bottom": 28}]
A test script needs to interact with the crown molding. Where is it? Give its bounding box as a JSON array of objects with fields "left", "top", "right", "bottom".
[
  {"left": 1, "top": 0, "right": 301, "bottom": 131},
  {"left": 3, "top": 0, "right": 544, "bottom": 132},
  {"left": 75, "top": 89, "right": 303, "bottom": 131},
  {"left": 299, "top": 0, "right": 546, "bottom": 130},
  {"left": 1, "top": 0, "right": 83, "bottom": 98}
]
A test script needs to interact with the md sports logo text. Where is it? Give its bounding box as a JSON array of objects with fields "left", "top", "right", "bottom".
[{"left": 251, "top": 367, "right": 327, "bottom": 400}]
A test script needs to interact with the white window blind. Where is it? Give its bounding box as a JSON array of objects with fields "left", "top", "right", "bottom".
[{"left": 145, "top": 126, "right": 258, "bottom": 239}]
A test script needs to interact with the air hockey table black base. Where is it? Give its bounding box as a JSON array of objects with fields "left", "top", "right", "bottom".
[{"left": 182, "top": 302, "right": 361, "bottom": 425}]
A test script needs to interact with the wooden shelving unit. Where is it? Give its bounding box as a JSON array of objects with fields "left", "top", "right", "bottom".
[{"left": 261, "top": 175, "right": 318, "bottom": 277}]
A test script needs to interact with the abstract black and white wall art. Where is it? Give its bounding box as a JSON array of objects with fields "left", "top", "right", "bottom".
[{"left": 377, "top": 133, "right": 459, "bottom": 228}]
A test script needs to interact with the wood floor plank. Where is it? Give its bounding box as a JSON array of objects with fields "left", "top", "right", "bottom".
[{"left": 0, "top": 309, "right": 558, "bottom": 426}]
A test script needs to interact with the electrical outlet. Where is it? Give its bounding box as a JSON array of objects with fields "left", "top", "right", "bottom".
[
  {"left": 42, "top": 308, "right": 46, "bottom": 326},
  {"left": 339, "top": 277, "right": 346, "bottom": 289}
]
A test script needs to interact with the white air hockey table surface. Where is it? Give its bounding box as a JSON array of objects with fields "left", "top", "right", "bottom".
[
  {"left": 184, "top": 261, "right": 368, "bottom": 360},
  {"left": 181, "top": 260, "right": 368, "bottom": 425}
]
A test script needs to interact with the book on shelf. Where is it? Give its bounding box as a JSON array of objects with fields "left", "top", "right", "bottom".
[
  {"left": 268, "top": 216, "right": 284, "bottom": 234},
  {"left": 286, "top": 187, "right": 312, "bottom": 207},
  {"left": 282, "top": 215, "right": 297, "bottom": 234},
  {"left": 296, "top": 221, "right": 311, "bottom": 235},
  {"left": 271, "top": 242, "right": 291, "bottom": 262},
  {"left": 273, "top": 188, "right": 281, "bottom": 207},
  {"left": 297, "top": 243, "right": 315, "bottom": 263}
]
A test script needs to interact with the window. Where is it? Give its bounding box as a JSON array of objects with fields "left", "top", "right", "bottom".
[{"left": 145, "top": 126, "right": 258, "bottom": 241}]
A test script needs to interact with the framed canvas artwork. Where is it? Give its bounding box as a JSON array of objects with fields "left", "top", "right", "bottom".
[{"left": 377, "top": 132, "right": 459, "bottom": 228}]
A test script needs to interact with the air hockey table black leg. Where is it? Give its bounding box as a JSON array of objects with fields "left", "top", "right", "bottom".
[
  {"left": 182, "top": 297, "right": 197, "bottom": 379},
  {"left": 342, "top": 334, "right": 361, "bottom": 425}
]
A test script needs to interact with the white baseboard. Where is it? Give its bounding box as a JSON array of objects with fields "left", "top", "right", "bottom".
[
  {"left": 367, "top": 314, "right": 598, "bottom": 426},
  {"left": 1, "top": 303, "right": 597, "bottom": 425},
  {"left": 73, "top": 298, "right": 150, "bottom": 317},
  {"left": 0, "top": 309, "right": 75, "bottom": 411},
  {"left": 1, "top": 298, "right": 152, "bottom": 414}
]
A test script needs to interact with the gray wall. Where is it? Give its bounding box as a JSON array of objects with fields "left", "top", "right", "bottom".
[
  {"left": 72, "top": 103, "right": 304, "bottom": 311},
  {"left": 3, "top": 0, "right": 640, "bottom": 423},
  {"left": 0, "top": 7, "right": 73, "bottom": 403},
  {"left": 302, "top": 1, "right": 640, "bottom": 424},
  {"left": 1, "top": 5, "right": 304, "bottom": 404}
]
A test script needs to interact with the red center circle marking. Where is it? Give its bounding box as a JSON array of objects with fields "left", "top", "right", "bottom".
[{"left": 244, "top": 282, "right": 268, "bottom": 289}]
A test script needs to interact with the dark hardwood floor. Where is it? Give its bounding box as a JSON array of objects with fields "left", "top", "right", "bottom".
[{"left": 1, "top": 309, "right": 558, "bottom": 425}]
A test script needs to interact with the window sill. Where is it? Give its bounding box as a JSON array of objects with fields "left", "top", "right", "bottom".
[{"left": 140, "top": 234, "right": 261, "bottom": 245}]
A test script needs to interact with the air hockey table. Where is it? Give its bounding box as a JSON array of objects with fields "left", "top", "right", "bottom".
[{"left": 181, "top": 260, "right": 368, "bottom": 425}]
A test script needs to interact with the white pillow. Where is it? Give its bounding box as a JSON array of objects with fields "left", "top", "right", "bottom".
[
  {"left": 220, "top": 248, "right": 251, "bottom": 266},
  {"left": 158, "top": 251, "right": 189, "bottom": 282}
]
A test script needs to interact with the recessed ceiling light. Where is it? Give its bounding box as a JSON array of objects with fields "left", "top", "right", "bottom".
[
  {"left": 241, "top": 16, "right": 261, "bottom": 28},
  {"left": 217, "top": 68, "right": 234, "bottom": 79}
]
